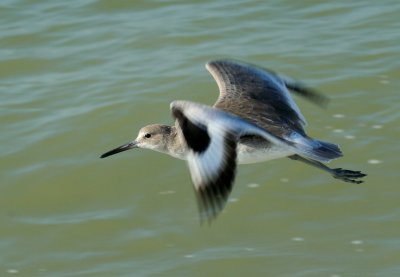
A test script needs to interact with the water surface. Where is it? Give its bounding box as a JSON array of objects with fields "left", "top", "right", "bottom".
[{"left": 1, "top": 0, "right": 399, "bottom": 276}]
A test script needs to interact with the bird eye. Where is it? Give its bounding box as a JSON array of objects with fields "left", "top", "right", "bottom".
[{"left": 144, "top": 133, "right": 151, "bottom": 138}]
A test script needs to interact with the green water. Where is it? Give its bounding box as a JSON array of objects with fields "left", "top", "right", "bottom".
[{"left": 1, "top": 0, "right": 399, "bottom": 276}]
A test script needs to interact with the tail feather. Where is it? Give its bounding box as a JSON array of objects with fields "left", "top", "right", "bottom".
[
  {"left": 310, "top": 139, "right": 343, "bottom": 162},
  {"left": 289, "top": 133, "right": 342, "bottom": 163}
]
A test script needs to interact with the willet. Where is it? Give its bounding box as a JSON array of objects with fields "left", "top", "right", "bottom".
[{"left": 100, "top": 59, "right": 366, "bottom": 221}]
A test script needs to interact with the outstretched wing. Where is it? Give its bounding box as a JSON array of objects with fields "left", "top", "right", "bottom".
[
  {"left": 171, "top": 104, "right": 238, "bottom": 222},
  {"left": 206, "top": 59, "right": 327, "bottom": 136}
]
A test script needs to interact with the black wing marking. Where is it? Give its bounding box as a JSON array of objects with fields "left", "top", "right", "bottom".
[
  {"left": 172, "top": 107, "right": 210, "bottom": 153},
  {"left": 171, "top": 105, "right": 238, "bottom": 222},
  {"left": 195, "top": 134, "right": 237, "bottom": 222}
]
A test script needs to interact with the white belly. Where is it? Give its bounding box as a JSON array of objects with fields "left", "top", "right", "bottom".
[{"left": 237, "top": 143, "right": 294, "bottom": 164}]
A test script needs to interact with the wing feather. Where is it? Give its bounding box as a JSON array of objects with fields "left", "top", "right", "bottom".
[
  {"left": 206, "top": 59, "right": 324, "bottom": 136},
  {"left": 172, "top": 104, "right": 238, "bottom": 221}
]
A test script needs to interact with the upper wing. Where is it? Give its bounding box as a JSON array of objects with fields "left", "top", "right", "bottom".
[{"left": 206, "top": 59, "right": 326, "bottom": 136}]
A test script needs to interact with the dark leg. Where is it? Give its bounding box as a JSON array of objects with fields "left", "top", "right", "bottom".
[{"left": 288, "top": 155, "right": 366, "bottom": 184}]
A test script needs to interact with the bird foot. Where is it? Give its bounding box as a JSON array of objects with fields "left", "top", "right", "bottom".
[{"left": 332, "top": 168, "right": 366, "bottom": 184}]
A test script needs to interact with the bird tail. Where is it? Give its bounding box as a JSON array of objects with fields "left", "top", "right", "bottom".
[{"left": 289, "top": 133, "right": 343, "bottom": 163}]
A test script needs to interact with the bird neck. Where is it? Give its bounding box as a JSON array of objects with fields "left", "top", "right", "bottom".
[{"left": 166, "top": 126, "right": 188, "bottom": 160}]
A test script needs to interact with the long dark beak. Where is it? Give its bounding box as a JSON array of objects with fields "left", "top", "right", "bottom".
[{"left": 100, "top": 141, "right": 138, "bottom": 158}]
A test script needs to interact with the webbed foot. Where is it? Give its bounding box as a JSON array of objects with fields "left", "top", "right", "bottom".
[{"left": 332, "top": 168, "right": 366, "bottom": 184}]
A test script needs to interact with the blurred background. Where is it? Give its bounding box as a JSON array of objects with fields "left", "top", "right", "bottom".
[{"left": 1, "top": 0, "right": 399, "bottom": 276}]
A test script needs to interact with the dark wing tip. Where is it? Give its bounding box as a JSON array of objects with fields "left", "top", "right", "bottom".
[
  {"left": 283, "top": 79, "right": 330, "bottom": 109},
  {"left": 195, "top": 136, "right": 237, "bottom": 223}
]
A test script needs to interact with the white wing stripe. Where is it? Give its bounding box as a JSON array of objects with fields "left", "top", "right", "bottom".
[{"left": 187, "top": 122, "right": 227, "bottom": 189}]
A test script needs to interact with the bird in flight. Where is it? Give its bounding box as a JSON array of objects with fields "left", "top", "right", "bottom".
[{"left": 100, "top": 59, "right": 366, "bottom": 221}]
